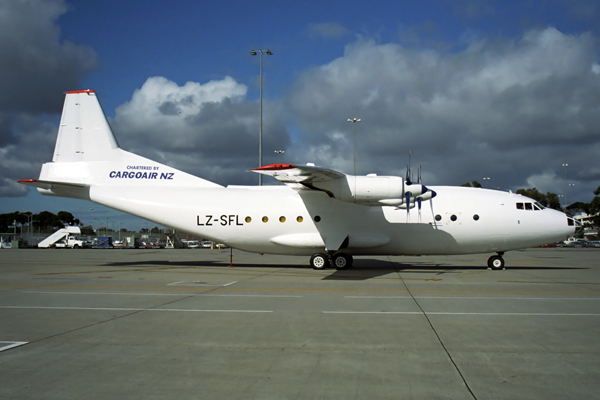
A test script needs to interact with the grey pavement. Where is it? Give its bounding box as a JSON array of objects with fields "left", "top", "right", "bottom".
[{"left": 0, "top": 248, "right": 599, "bottom": 399}]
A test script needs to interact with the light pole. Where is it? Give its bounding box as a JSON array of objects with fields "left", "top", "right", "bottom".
[
  {"left": 250, "top": 49, "right": 273, "bottom": 185},
  {"left": 483, "top": 177, "right": 490, "bottom": 188},
  {"left": 562, "top": 163, "right": 568, "bottom": 209},
  {"left": 567, "top": 183, "right": 575, "bottom": 208},
  {"left": 347, "top": 118, "right": 361, "bottom": 176},
  {"left": 274, "top": 150, "right": 284, "bottom": 162}
]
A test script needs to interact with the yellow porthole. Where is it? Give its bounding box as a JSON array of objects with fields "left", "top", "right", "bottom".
[
  {"left": 297, "top": 216, "right": 303, "bottom": 222},
  {"left": 245, "top": 216, "right": 252, "bottom": 223},
  {"left": 279, "top": 216, "right": 286, "bottom": 223},
  {"left": 262, "top": 216, "right": 269, "bottom": 223}
]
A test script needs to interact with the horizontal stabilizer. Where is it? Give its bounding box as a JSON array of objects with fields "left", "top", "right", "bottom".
[{"left": 17, "top": 179, "right": 88, "bottom": 190}]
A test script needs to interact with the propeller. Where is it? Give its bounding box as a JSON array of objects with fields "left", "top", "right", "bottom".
[{"left": 403, "top": 152, "right": 438, "bottom": 224}]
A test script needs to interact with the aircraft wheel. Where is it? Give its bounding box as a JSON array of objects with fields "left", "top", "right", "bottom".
[
  {"left": 487, "top": 255, "right": 504, "bottom": 270},
  {"left": 310, "top": 253, "right": 329, "bottom": 270},
  {"left": 333, "top": 253, "right": 352, "bottom": 270}
]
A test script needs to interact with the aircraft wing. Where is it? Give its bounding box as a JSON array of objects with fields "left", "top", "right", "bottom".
[{"left": 250, "top": 164, "right": 346, "bottom": 186}]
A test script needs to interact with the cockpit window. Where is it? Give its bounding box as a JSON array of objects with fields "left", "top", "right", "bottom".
[
  {"left": 533, "top": 202, "right": 544, "bottom": 210},
  {"left": 516, "top": 202, "right": 524, "bottom": 210},
  {"left": 525, "top": 203, "right": 533, "bottom": 210}
]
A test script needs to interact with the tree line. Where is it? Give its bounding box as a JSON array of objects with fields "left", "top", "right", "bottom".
[
  {"left": 1, "top": 211, "right": 163, "bottom": 235},
  {"left": 0, "top": 211, "right": 79, "bottom": 233}
]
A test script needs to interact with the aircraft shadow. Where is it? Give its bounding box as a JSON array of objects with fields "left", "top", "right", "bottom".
[
  {"left": 103, "top": 259, "right": 586, "bottom": 282},
  {"left": 103, "top": 260, "right": 310, "bottom": 269}
]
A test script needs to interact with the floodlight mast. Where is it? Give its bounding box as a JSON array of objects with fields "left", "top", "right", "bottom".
[
  {"left": 347, "top": 118, "right": 361, "bottom": 177},
  {"left": 251, "top": 49, "right": 273, "bottom": 185},
  {"left": 347, "top": 118, "right": 361, "bottom": 203}
]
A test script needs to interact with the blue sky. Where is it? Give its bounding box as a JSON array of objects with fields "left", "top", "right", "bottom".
[{"left": 1, "top": 0, "right": 600, "bottom": 231}]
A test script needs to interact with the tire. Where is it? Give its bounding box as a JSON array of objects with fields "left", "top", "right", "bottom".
[
  {"left": 310, "top": 253, "right": 328, "bottom": 270},
  {"left": 333, "top": 253, "right": 351, "bottom": 270},
  {"left": 488, "top": 255, "right": 504, "bottom": 270}
]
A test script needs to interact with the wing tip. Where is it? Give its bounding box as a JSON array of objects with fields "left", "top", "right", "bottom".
[{"left": 252, "top": 163, "right": 296, "bottom": 171}]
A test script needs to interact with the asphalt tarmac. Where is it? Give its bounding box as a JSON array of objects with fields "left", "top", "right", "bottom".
[{"left": 1, "top": 247, "right": 599, "bottom": 399}]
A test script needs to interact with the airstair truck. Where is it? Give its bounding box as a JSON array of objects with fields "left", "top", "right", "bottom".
[{"left": 38, "top": 226, "right": 85, "bottom": 248}]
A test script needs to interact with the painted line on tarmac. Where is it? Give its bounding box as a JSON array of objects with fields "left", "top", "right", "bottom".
[
  {"left": 345, "top": 295, "right": 600, "bottom": 300},
  {"left": 499, "top": 280, "right": 600, "bottom": 285},
  {"left": 24, "top": 291, "right": 303, "bottom": 298},
  {"left": 21, "top": 291, "right": 598, "bottom": 300},
  {"left": 0, "top": 305, "right": 272, "bottom": 313},
  {"left": 0, "top": 341, "right": 28, "bottom": 352},
  {"left": 323, "top": 311, "right": 600, "bottom": 316},
  {"left": 3, "top": 284, "right": 600, "bottom": 295}
]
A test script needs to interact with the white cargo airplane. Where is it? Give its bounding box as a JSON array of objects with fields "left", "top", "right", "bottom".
[{"left": 19, "top": 90, "right": 575, "bottom": 270}]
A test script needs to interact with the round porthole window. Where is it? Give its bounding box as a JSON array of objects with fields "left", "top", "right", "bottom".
[
  {"left": 262, "top": 216, "right": 269, "bottom": 223},
  {"left": 245, "top": 216, "right": 252, "bottom": 223},
  {"left": 297, "top": 216, "right": 303, "bottom": 222},
  {"left": 473, "top": 214, "right": 480, "bottom": 221},
  {"left": 314, "top": 216, "right": 321, "bottom": 222},
  {"left": 435, "top": 214, "right": 442, "bottom": 221},
  {"left": 279, "top": 216, "right": 286, "bottom": 223},
  {"left": 450, "top": 214, "right": 457, "bottom": 222}
]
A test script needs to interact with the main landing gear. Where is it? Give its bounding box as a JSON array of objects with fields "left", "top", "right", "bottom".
[
  {"left": 487, "top": 252, "right": 505, "bottom": 270},
  {"left": 310, "top": 253, "right": 353, "bottom": 270}
]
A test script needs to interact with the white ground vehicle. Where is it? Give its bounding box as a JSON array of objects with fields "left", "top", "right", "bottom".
[
  {"left": 38, "top": 226, "right": 88, "bottom": 248},
  {"left": 53, "top": 236, "right": 88, "bottom": 248}
]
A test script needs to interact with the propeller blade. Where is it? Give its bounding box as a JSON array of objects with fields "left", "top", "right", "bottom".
[
  {"left": 406, "top": 191, "right": 411, "bottom": 220},
  {"left": 430, "top": 190, "right": 437, "bottom": 229},
  {"left": 417, "top": 196, "right": 422, "bottom": 222},
  {"left": 405, "top": 150, "right": 412, "bottom": 185}
]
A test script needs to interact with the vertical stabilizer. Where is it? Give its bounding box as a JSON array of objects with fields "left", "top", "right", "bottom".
[{"left": 53, "top": 90, "right": 120, "bottom": 162}]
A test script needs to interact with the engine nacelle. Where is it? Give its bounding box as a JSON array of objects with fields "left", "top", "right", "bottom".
[{"left": 312, "top": 175, "right": 405, "bottom": 205}]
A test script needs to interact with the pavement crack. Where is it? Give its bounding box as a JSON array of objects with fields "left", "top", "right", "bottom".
[{"left": 389, "top": 257, "right": 478, "bottom": 400}]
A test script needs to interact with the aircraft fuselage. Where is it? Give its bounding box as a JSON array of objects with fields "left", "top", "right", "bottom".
[{"left": 89, "top": 184, "right": 572, "bottom": 257}]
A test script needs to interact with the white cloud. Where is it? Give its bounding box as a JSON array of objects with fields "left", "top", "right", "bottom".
[
  {"left": 525, "top": 171, "right": 560, "bottom": 194},
  {"left": 288, "top": 28, "right": 600, "bottom": 201},
  {"left": 0, "top": 0, "right": 98, "bottom": 197},
  {"left": 112, "top": 76, "right": 291, "bottom": 184},
  {"left": 0, "top": 0, "right": 98, "bottom": 114}
]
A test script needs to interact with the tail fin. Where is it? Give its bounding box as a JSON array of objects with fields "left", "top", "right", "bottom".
[
  {"left": 19, "top": 89, "right": 221, "bottom": 198},
  {"left": 53, "top": 90, "right": 120, "bottom": 162}
]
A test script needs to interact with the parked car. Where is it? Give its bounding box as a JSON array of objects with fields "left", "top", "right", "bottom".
[{"left": 187, "top": 241, "right": 201, "bottom": 248}]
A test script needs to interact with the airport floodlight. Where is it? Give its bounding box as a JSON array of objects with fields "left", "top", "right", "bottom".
[
  {"left": 562, "top": 163, "right": 569, "bottom": 208},
  {"left": 347, "top": 118, "right": 361, "bottom": 177},
  {"left": 250, "top": 49, "right": 273, "bottom": 185}
]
